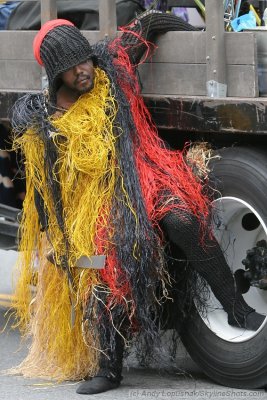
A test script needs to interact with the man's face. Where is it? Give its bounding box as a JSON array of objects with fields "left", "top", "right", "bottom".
[{"left": 61, "top": 60, "right": 95, "bottom": 94}]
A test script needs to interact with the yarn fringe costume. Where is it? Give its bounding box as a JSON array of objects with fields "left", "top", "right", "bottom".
[{"left": 10, "top": 18, "right": 210, "bottom": 381}]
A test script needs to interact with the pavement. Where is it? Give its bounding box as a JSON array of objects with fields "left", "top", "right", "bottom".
[
  {"left": 0, "top": 249, "right": 267, "bottom": 399},
  {"left": 0, "top": 309, "right": 267, "bottom": 400}
]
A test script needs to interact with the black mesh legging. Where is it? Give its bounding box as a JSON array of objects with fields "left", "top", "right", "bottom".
[
  {"left": 160, "top": 210, "right": 258, "bottom": 327},
  {"left": 93, "top": 285, "right": 126, "bottom": 382}
]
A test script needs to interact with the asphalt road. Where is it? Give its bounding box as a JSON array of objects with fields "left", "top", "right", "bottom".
[{"left": 0, "top": 309, "right": 267, "bottom": 400}]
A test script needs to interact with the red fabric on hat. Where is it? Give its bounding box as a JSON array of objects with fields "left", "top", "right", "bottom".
[{"left": 33, "top": 19, "right": 74, "bottom": 65}]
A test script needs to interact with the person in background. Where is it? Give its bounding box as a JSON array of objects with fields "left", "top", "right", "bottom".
[
  {"left": 0, "top": 1, "right": 20, "bottom": 29},
  {"left": 142, "top": 0, "right": 189, "bottom": 21}
]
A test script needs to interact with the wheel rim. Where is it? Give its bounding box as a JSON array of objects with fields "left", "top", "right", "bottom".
[{"left": 199, "top": 196, "right": 267, "bottom": 342}]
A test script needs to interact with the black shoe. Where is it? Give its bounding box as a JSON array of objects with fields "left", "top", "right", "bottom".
[
  {"left": 76, "top": 376, "right": 121, "bottom": 395},
  {"left": 228, "top": 310, "right": 265, "bottom": 331}
]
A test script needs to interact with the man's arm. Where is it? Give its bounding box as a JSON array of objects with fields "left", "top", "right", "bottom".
[{"left": 120, "top": 10, "right": 197, "bottom": 65}]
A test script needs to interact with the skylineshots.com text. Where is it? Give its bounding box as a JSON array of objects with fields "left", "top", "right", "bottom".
[{"left": 128, "top": 389, "right": 265, "bottom": 398}]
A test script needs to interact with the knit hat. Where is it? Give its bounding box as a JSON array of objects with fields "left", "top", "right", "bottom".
[{"left": 33, "top": 19, "right": 96, "bottom": 103}]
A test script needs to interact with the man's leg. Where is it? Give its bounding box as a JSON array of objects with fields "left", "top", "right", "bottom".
[
  {"left": 76, "top": 332, "right": 124, "bottom": 395},
  {"left": 76, "top": 287, "right": 125, "bottom": 395},
  {"left": 161, "top": 211, "right": 265, "bottom": 331}
]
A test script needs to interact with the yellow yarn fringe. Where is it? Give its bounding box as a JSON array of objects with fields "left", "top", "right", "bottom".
[{"left": 11, "top": 68, "right": 120, "bottom": 381}]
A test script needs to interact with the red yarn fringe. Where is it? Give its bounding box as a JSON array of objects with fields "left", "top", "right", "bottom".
[
  {"left": 96, "top": 34, "right": 211, "bottom": 323},
  {"left": 96, "top": 224, "right": 135, "bottom": 320},
  {"left": 110, "top": 37, "right": 210, "bottom": 226}
]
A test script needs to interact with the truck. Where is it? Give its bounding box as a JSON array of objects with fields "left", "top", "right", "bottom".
[{"left": 0, "top": 0, "right": 267, "bottom": 390}]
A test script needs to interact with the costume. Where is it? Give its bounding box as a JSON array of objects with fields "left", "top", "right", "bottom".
[{"left": 11, "top": 10, "right": 263, "bottom": 392}]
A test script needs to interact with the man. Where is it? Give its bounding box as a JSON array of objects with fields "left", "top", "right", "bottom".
[{"left": 11, "top": 10, "right": 264, "bottom": 395}]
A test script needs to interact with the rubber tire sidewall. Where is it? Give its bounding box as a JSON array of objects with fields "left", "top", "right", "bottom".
[{"left": 180, "top": 146, "right": 267, "bottom": 389}]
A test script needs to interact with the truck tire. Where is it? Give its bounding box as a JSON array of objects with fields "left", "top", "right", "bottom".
[{"left": 180, "top": 146, "right": 267, "bottom": 389}]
